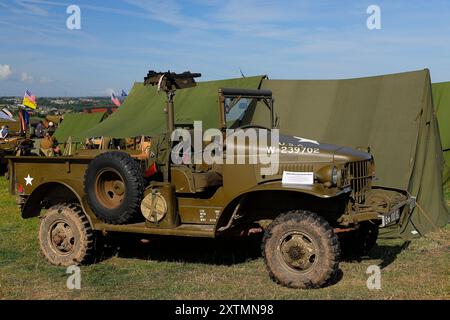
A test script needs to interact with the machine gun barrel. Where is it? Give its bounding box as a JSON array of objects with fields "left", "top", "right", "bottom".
[{"left": 144, "top": 70, "right": 201, "bottom": 89}]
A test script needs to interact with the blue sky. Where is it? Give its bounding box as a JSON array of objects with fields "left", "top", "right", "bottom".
[{"left": 0, "top": 0, "right": 450, "bottom": 96}]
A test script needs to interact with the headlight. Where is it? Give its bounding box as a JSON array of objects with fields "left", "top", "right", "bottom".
[
  {"left": 316, "top": 165, "right": 341, "bottom": 187},
  {"left": 331, "top": 166, "right": 338, "bottom": 186}
]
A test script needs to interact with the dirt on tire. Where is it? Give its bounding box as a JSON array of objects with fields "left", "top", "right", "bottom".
[
  {"left": 39, "top": 203, "right": 95, "bottom": 266},
  {"left": 263, "top": 210, "right": 340, "bottom": 289}
]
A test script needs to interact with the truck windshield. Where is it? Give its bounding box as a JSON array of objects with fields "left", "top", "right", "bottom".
[
  {"left": 224, "top": 98, "right": 251, "bottom": 128},
  {"left": 224, "top": 97, "right": 274, "bottom": 129}
]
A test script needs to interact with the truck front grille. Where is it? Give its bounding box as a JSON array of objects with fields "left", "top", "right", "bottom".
[{"left": 344, "top": 160, "right": 372, "bottom": 203}]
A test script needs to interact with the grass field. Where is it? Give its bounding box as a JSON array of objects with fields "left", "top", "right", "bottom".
[{"left": 0, "top": 176, "right": 449, "bottom": 300}]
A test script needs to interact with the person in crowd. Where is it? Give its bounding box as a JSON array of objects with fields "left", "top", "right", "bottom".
[
  {"left": 47, "top": 121, "right": 56, "bottom": 136},
  {"left": 35, "top": 121, "right": 44, "bottom": 138},
  {"left": 40, "top": 132, "right": 61, "bottom": 156}
]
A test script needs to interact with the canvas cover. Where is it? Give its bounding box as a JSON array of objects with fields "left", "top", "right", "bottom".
[
  {"left": 81, "top": 76, "right": 264, "bottom": 138},
  {"left": 54, "top": 112, "right": 106, "bottom": 144},
  {"left": 432, "top": 82, "right": 450, "bottom": 194},
  {"left": 250, "top": 70, "right": 449, "bottom": 238}
]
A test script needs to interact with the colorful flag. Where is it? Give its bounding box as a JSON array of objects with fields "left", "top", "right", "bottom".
[
  {"left": 111, "top": 92, "right": 121, "bottom": 107},
  {"left": 22, "top": 89, "right": 37, "bottom": 109}
]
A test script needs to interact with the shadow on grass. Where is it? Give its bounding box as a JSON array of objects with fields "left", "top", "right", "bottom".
[
  {"left": 368, "top": 241, "right": 411, "bottom": 269},
  {"left": 95, "top": 233, "right": 345, "bottom": 287},
  {"left": 96, "top": 233, "right": 264, "bottom": 266},
  {"left": 341, "top": 241, "right": 411, "bottom": 269}
]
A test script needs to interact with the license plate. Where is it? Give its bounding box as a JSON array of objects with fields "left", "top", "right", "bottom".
[{"left": 380, "top": 209, "right": 400, "bottom": 227}]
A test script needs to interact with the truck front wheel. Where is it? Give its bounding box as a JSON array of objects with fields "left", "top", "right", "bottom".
[
  {"left": 263, "top": 210, "right": 340, "bottom": 288},
  {"left": 39, "top": 203, "right": 95, "bottom": 266}
]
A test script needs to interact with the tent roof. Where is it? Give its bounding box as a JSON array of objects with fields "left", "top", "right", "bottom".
[
  {"left": 80, "top": 76, "right": 264, "bottom": 139},
  {"left": 54, "top": 112, "right": 106, "bottom": 143},
  {"left": 250, "top": 69, "right": 449, "bottom": 238}
]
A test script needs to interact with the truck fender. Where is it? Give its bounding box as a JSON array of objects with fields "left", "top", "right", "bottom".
[
  {"left": 215, "top": 181, "right": 347, "bottom": 234},
  {"left": 21, "top": 181, "right": 89, "bottom": 223}
]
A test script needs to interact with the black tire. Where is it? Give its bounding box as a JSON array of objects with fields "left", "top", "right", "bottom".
[
  {"left": 339, "top": 221, "right": 379, "bottom": 259},
  {"left": 263, "top": 210, "right": 340, "bottom": 289},
  {"left": 39, "top": 203, "right": 95, "bottom": 266},
  {"left": 84, "top": 151, "right": 145, "bottom": 225}
]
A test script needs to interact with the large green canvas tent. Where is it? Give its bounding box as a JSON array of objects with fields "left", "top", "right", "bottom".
[
  {"left": 432, "top": 82, "right": 450, "bottom": 194},
  {"left": 81, "top": 76, "right": 264, "bottom": 138},
  {"left": 54, "top": 112, "right": 107, "bottom": 144},
  {"left": 249, "top": 69, "right": 449, "bottom": 238}
]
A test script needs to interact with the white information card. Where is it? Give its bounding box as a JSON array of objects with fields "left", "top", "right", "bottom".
[{"left": 282, "top": 171, "right": 314, "bottom": 185}]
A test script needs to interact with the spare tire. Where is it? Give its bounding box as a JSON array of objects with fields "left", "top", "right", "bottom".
[{"left": 84, "top": 151, "right": 145, "bottom": 225}]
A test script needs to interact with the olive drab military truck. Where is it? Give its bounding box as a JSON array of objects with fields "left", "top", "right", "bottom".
[{"left": 7, "top": 71, "right": 416, "bottom": 289}]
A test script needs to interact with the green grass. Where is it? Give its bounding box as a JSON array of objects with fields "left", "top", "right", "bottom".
[{"left": 0, "top": 176, "right": 449, "bottom": 300}]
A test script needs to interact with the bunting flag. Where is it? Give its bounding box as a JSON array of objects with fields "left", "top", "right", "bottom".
[
  {"left": 22, "top": 89, "right": 38, "bottom": 109},
  {"left": 111, "top": 92, "right": 121, "bottom": 107}
]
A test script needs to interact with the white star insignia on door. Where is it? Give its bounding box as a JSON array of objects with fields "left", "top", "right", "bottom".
[{"left": 24, "top": 174, "right": 34, "bottom": 186}]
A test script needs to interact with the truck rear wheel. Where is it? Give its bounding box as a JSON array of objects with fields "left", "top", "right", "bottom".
[
  {"left": 39, "top": 203, "right": 95, "bottom": 266},
  {"left": 84, "top": 151, "right": 145, "bottom": 225},
  {"left": 263, "top": 210, "right": 340, "bottom": 289}
]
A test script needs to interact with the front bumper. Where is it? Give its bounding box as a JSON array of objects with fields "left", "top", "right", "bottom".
[
  {"left": 344, "top": 188, "right": 416, "bottom": 227},
  {"left": 378, "top": 195, "right": 416, "bottom": 227}
]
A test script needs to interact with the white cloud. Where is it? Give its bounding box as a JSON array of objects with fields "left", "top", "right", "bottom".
[
  {"left": 123, "top": 0, "right": 208, "bottom": 29},
  {"left": 21, "top": 71, "right": 33, "bottom": 82},
  {"left": 15, "top": 0, "right": 49, "bottom": 16},
  {"left": 0, "top": 64, "right": 12, "bottom": 80}
]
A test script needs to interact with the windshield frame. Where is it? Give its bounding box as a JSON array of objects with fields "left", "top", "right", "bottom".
[{"left": 218, "top": 88, "right": 275, "bottom": 130}]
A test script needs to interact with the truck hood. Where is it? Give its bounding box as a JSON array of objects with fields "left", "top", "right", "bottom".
[{"left": 278, "top": 134, "right": 372, "bottom": 163}]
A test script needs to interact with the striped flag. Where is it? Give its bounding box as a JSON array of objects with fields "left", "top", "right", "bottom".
[
  {"left": 111, "top": 92, "right": 121, "bottom": 107},
  {"left": 22, "top": 89, "right": 37, "bottom": 109}
]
